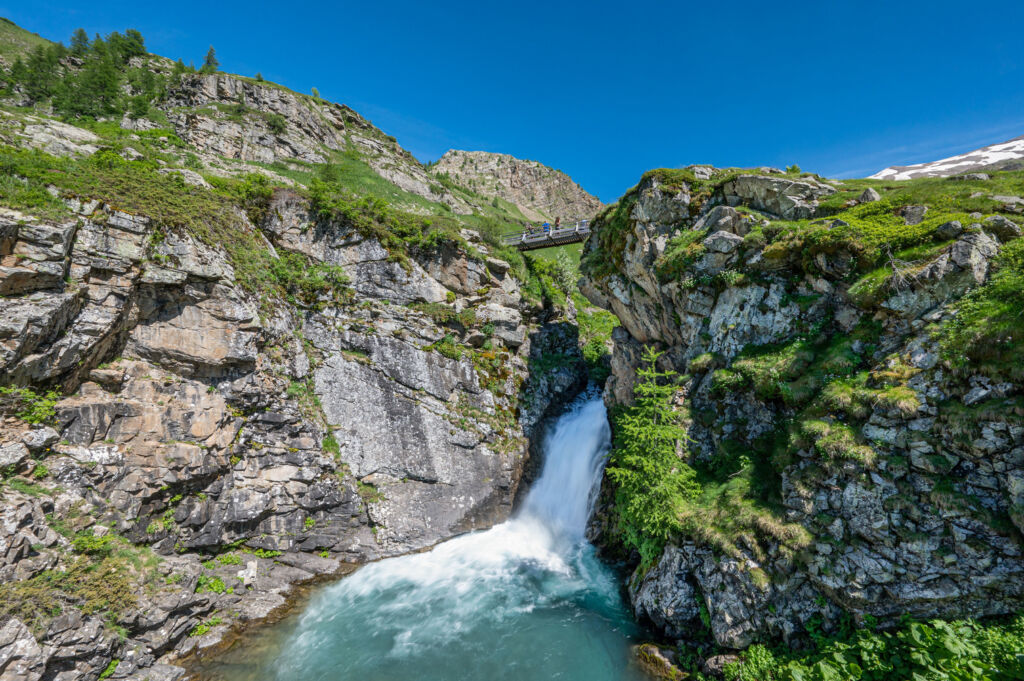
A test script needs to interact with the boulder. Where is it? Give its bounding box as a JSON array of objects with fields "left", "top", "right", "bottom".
[
  {"left": 983, "top": 215, "right": 1021, "bottom": 242},
  {"left": 703, "top": 230, "right": 744, "bottom": 254},
  {"left": 0, "top": 618, "right": 51, "bottom": 681},
  {"left": 951, "top": 232, "right": 1000, "bottom": 283},
  {"left": 935, "top": 220, "right": 963, "bottom": 240},
  {"left": 898, "top": 204, "right": 928, "bottom": 225},
  {"left": 20, "top": 427, "right": 59, "bottom": 452},
  {"left": 0, "top": 442, "right": 30, "bottom": 468},
  {"left": 859, "top": 187, "right": 881, "bottom": 202},
  {"left": 695, "top": 206, "right": 752, "bottom": 236}
]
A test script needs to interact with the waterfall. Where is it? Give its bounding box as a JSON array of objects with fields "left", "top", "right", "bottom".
[{"left": 206, "top": 395, "right": 646, "bottom": 681}]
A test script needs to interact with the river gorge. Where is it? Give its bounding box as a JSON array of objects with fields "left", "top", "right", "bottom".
[{"left": 190, "top": 397, "right": 650, "bottom": 681}]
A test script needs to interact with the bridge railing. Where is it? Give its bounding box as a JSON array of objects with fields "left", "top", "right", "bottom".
[{"left": 499, "top": 220, "right": 591, "bottom": 246}]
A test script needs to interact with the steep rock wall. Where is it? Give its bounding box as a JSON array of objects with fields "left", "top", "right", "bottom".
[
  {"left": 0, "top": 188, "right": 584, "bottom": 679},
  {"left": 580, "top": 168, "right": 1024, "bottom": 649}
]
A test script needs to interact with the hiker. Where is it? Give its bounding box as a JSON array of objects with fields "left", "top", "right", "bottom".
[
  {"left": 555, "top": 217, "right": 561, "bottom": 229},
  {"left": 543, "top": 221, "right": 550, "bottom": 234}
]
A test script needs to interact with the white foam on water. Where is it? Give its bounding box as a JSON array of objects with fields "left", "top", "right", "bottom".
[{"left": 267, "top": 396, "right": 641, "bottom": 680}]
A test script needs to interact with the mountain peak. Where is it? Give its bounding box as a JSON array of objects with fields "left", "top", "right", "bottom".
[{"left": 430, "top": 149, "right": 603, "bottom": 223}]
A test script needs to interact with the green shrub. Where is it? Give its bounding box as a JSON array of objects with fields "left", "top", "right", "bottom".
[
  {"left": 724, "top": 615, "right": 1024, "bottom": 681},
  {"left": 71, "top": 533, "right": 118, "bottom": 557},
  {"left": 430, "top": 334, "right": 463, "bottom": 360},
  {"left": 196, "top": 575, "right": 230, "bottom": 594},
  {"left": 189, "top": 615, "right": 223, "bottom": 637},
  {"left": 265, "top": 113, "right": 287, "bottom": 134},
  {"left": 0, "top": 386, "right": 60, "bottom": 425}
]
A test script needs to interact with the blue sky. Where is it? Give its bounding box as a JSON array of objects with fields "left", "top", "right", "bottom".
[{"left": 10, "top": 0, "right": 1024, "bottom": 202}]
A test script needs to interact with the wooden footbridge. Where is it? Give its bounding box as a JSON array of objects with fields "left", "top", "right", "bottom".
[{"left": 500, "top": 220, "right": 592, "bottom": 252}]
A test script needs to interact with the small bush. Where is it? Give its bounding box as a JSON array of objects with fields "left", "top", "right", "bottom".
[
  {"left": 0, "top": 386, "right": 60, "bottom": 425},
  {"left": 71, "top": 534, "right": 118, "bottom": 558}
]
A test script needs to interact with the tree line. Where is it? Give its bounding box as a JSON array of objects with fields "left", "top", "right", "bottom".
[{"left": 2, "top": 27, "right": 221, "bottom": 120}]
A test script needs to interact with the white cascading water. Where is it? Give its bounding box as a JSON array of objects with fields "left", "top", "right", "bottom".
[{"left": 200, "top": 395, "right": 647, "bottom": 681}]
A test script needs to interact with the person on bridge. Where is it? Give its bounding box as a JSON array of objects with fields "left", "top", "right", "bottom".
[
  {"left": 543, "top": 222, "right": 550, "bottom": 234},
  {"left": 555, "top": 217, "right": 561, "bottom": 229}
]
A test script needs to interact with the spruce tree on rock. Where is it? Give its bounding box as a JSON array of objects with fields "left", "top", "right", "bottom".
[{"left": 201, "top": 46, "right": 219, "bottom": 74}]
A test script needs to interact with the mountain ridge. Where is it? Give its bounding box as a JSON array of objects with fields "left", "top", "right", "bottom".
[{"left": 871, "top": 134, "right": 1024, "bottom": 180}]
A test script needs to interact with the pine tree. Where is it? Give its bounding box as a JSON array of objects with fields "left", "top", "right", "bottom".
[
  {"left": 22, "top": 45, "right": 59, "bottom": 101},
  {"left": 311, "top": 87, "right": 320, "bottom": 99},
  {"left": 123, "top": 29, "right": 146, "bottom": 59},
  {"left": 606, "top": 346, "right": 699, "bottom": 566},
  {"left": 201, "top": 46, "right": 219, "bottom": 74},
  {"left": 69, "top": 28, "right": 90, "bottom": 56},
  {"left": 255, "top": 72, "right": 263, "bottom": 82}
]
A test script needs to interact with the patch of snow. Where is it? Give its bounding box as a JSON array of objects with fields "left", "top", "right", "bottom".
[{"left": 870, "top": 135, "right": 1024, "bottom": 180}]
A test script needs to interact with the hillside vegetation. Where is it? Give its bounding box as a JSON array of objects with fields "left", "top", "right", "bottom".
[{"left": 580, "top": 163, "right": 1024, "bottom": 678}]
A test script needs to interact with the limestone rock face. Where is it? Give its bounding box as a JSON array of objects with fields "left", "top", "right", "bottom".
[
  {"left": 0, "top": 189, "right": 585, "bottom": 678},
  {"left": 581, "top": 166, "right": 1024, "bottom": 651},
  {"left": 430, "top": 149, "right": 604, "bottom": 222}
]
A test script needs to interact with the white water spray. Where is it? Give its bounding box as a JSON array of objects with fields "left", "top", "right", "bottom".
[{"left": 219, "top": 396, "right": 646, "bottom": 681}]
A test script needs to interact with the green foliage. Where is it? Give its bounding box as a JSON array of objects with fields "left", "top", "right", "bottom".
[
  {"left": 0, "top": 386, "right": 60, "bottom": 425},
  {"left": 201, "top": 45, "right": 219, "bottom": 73},
  {"left": 265, "top": 112, "right": 287, "bottom": 134},
  {"left": 606, "top": 347, "right": 700, "bottom": 566},
  {"left": 429, "top": 333, "right": 463, "bottom": 360},
  {"left": 940, "top": 239, "right": 1024, "bottom": 380},
  {"left": 71, "top": 533, "right": 119, "bottom": 558},
  {"left": 98, "top": 659, "right": 120, "bottom": 679},
  {"left": 0, "top": 18, "right": 52, "bottom": 63},
  {"left": 3, "top": 478, "right": 49, "bottom": 497},
  {"left": 0, "top": 555, "right": 138, "bottom": 634},
  {"left": 4, "top": 26, "right": 150, "bottom": 119},
  {"left": 656, "top": 228, "right": 708, "bottom": 282},
  {"left": 267, "top": 251, "right": 352, "bottom": 308},
  {"left": 196, "top": 575, "right": 231, "bottom": 594},
  {"left": 322, "top": 432, "right": 340, "bottom": 456},
  {"left": 408, "top": 302, "right": 476, "bottom": 328},
  {"left": 574, "top": 293, "right": 619, "bottom": 383},
  {"left": 308, "top": 178, "right": 467, "bottom": 270},
  {"left": 724, "top": 614, "right": 1024, "bottom": 681},
  {"left": 216, "top": 552, "right": 242, "bottom": 566},
  {"left": 189, "top": 615, "right": 223, "bottom": 637}
]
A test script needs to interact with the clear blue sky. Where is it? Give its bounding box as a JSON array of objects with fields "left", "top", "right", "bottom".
[{"left": 10, "top": 0, "right": 1024, "bottom": 202}]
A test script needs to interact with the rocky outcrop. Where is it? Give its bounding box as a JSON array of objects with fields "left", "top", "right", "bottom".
[
  {"left": 581, "top": 167, "right": 1024, "bottom": 651},
  {"left": 0, "top": 185, "right": 585, "bottom": 678},
  {"left": 158, "top": 73, "right": 473, "bottom": 214},
  {"left": 430, "top": 150, "right": 603, "bottom": 222}
]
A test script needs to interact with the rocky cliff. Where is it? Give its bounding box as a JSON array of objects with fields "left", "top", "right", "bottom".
[
  {"left": 580, "top": 166, "right": 1024, "bottom": 653},
  {"left": 430, "top": 150, "right": 603, "bottom": 223},
  {"left": 0, "top": 27, "right": 590, "bottom": 680}
]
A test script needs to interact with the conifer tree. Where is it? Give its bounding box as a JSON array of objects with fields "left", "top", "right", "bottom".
[
  {"left": 69, "top": 28, "right": 90, "bottom": 56},
  {"left": 606, "top": 346, "right": 699, "bottom": 565},
  {"left": 201, "top": 46, "right": 219, "bottom": 74}
]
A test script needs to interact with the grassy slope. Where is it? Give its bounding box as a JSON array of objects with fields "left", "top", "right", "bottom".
[{"left": 0, "top": 17, "right": 52, "bottom": 63}]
